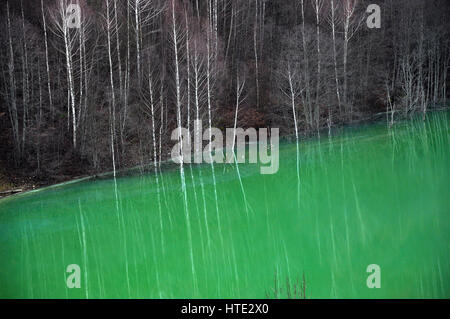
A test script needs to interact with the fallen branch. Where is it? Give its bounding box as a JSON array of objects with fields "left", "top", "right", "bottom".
[{"left": 0, "top": 189, "right": 23, "bottom": 196}]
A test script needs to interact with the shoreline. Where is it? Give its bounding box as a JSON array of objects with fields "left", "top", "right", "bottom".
[{"left": 1, "top": 108, "right": 447, "bottom": 200}]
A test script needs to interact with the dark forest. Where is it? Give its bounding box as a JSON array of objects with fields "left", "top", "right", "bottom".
[{"left": 1, "top": 0, "right": 449, "bottom": 185}]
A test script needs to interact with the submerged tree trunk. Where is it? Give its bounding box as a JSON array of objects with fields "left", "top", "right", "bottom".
[{"left": 171, "top": 0, "right": 196, "bottom": 288}]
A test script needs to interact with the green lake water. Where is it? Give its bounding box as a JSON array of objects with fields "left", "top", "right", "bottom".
[{"left": 0, "top": 112, "right": 449, "bottom": 298}]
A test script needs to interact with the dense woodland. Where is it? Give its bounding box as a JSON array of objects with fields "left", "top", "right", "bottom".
[{"left": 0, "top": 0, "right": 449, "bottom": 182}]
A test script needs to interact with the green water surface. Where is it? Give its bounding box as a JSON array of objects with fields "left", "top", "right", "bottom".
[{"left": 0, "top": 112, "right": 449, "bottom": 298}]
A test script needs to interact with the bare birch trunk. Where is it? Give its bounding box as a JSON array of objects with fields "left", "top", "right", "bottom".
[
  {"left": 300, "top": 0, "right": 312, "bottom": 129},
  {"left": 171, "top": 0, "right": 196, "bottom": 287},
  {"left": 106, "top": 0, "right": 117, "bottom": 176},
  {"left": 20, "top": 0, "right": 29, "bottom": 155},
  {"left": 41, "top": 0, "right": 53, "bottom": 120},
  {"left": 254, "top": 0, "right": 260, "bottom": 109},
  {"left": 313, "top": 0, "right": 323, "bottom": 132},
  {"left": 330, "top": 0, "right": 342, "bottom": 117},
  {"left": 6, "top": 1, "right": 20, "bottom": 161}
]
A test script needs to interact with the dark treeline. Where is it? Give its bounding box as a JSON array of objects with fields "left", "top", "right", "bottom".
[{"left": 0, "top": 0, "right": 449, "bottom": 180}]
